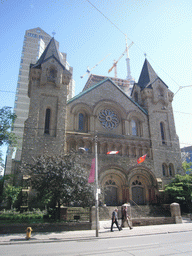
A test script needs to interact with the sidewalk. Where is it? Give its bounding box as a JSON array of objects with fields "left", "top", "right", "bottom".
[{"left": 1, "top": 218, "right": 192, "bottom": 245}]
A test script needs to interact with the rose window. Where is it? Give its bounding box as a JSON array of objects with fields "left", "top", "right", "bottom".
[{"left": 98, "top": 109, "right": 119, "bottom": 130}]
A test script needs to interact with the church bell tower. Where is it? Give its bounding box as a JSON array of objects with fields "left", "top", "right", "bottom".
[{"left": 21, "top": 37, "right": 72, "bottom": 165}]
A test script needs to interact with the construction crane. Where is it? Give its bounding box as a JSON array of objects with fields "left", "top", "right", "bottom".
[
  {"left": 108, "top": 42, "right": 133, "bottom": 78},
  {"left": 80, "top": 53, "right": 111, "bottom": 79}
]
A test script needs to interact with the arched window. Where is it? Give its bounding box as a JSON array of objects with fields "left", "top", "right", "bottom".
[
  {"left": 138, "top": 146, "right": 142, "bottom": 157},
  {"left": 160, "top": 122, "right": 166, "bottom": 144},
  {"left": 162, "top": 163, "right": 167, "bottom": 176},
  {"left": 44, "top": 108, "right": 51, "bottom": 134},
  {"left": 78, "top": 112, "right": 88, "bottom": 132},
  {"left": 134, "top": 92, "right": 138, "bottom": 102},
  {"left": 158, "top": 87, "right": 164, "bottom": 97},
  {"left": 79, "top": 113, "right": 84, "bottom": 131},
  {"left": 169, "top": 164, "right": 174, "bottom": 176},
  {"left": 131, "top": 120, "right": 137, "bottom": 136},
  {"left": 48, "top": 67, "right": 57, "bottom": 82}
]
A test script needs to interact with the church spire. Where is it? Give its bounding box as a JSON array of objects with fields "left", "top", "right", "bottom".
[{"left": 137, "top": 58, "right": 158, "bottom": 90}]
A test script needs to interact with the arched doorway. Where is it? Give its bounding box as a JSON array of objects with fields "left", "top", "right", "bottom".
[
  {"left": 132, "top": 180, "right": 144, "bottom": 205},
  {"left": 132, "top": 187, "right": 144, "bottom": 204},
  {"left": 129, "top": 170, "right": 157, "bottom": 205},
  {"left": 100, "top": 168, "right": 126, "bottom": 206},
  {"left": 104, "top": 180, "right": 118, "bottom": 206}
]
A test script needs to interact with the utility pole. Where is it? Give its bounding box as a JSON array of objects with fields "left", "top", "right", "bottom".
[{"left": 95, "top": 134, "right": 99, "bottom": 237}]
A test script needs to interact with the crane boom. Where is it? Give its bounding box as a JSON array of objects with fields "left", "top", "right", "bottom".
[{"left": 81, "top": 53, "right": 111, "bottom": 78}]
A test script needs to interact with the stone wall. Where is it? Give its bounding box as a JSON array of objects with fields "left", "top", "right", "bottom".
[{"left": 0, "top": 222, "right": 91, "bottom": 234}]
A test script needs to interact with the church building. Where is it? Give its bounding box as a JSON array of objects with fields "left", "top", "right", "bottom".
[{"left": 20, "top": 37, "right": 183, "bottom": 206}]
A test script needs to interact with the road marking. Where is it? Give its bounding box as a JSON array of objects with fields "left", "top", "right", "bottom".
[{"left": 108, "top": 242, "right": 160, "bottom": 250}]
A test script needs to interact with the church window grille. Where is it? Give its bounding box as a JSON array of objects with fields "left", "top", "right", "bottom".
[
  {"left": 131, "top": 120, "right": 137, "bottom": 136},
  {"left": 105, "top": 180, "right": 116, "bottom": 186},
  {"left": 98, "top": 109, "right": 119, "bottom": 130},
  {"left": 44, "top": 108, "right": 51, "bottom": 134},
  {"left": 132, "top": 180, "right": 142, "bottom": 186},
  {"left": 160, "top": 122, "right": 166, "bottom": 144}
]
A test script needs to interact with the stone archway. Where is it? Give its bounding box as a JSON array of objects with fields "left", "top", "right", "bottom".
[
  {"left": 100, "top": 168, "right": 126, "bottom": 206},
  {"left": 128, "top": 169, "right": 157, "bottom": 205}
]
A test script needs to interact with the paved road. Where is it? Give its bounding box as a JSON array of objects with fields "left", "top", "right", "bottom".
[{"left": 0, "top": 231, "right": 192, "bottom": 255}]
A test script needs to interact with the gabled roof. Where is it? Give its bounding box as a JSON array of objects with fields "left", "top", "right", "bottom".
[
  {"left": 67, "top": 78, "right": 148, "bottom": 115},
  {"left": 83, "top": 74, "right": 130, "bottom": 91},
  {"left": 33, "top": 37, "right": 65, "bottom": 69},
  {"left": 137, "top": 59, "right": 168, "bottom": 90}
]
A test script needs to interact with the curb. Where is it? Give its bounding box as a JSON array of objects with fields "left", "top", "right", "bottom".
[{"left": 1, "top": 228, "right": 192, "bottom": 245}]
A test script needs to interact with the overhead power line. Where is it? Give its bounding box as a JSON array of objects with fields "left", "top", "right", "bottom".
[
  {"left": 174, "top": 85, "right": 192, "bottom": 96},
  {"left": 9, "top": 125, "right": 192, "bottom": 146},
  {"left": 85, "top": 0, "right": 190, "bottom": 95}
]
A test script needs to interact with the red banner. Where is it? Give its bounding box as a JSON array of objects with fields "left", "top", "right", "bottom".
[{"left": 88, "top": 158, "right": 95, "bottom": 183}]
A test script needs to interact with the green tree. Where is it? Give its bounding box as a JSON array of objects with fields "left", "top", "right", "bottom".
[
  {"left": 182, "top": 161, "right": 192, "bottom": 174},
  {"left": 3, "top": 183, "right": 22, "bottom": 209},
  {"left": 21, "top": 152, "right": 95, "bottom": 219},
  {"left": 0, "top": 106, "right": 17, "bottom": 147},
  {"left": 0, "top": 106, "right": 17, "bottom": 165},
  {"left": 164, "top": 174, "right": 192, "bottom": 212}
]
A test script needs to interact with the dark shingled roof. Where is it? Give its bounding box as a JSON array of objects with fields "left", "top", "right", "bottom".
[
  {"left": 138, "top": 59, "right": 158, "bottom": 90},
  {"left": 32, "top": 37, "right": 70, "bottom": 72}
]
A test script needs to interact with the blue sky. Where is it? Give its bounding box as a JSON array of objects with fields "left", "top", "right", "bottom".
[{"left": 1, "top": 0, "right": 192, "bottom": 163}]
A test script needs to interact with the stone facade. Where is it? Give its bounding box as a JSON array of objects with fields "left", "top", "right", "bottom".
[
  {"left": 21, "top": 38, "right": 72, "bottom": 164},
  {"left": 20, "top": 37, "right": 183, "bottom": 206}
]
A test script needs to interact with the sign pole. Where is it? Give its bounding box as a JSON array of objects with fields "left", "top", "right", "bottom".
[{"left": 95, "top": 135, "right": 99, "bottom": 237}]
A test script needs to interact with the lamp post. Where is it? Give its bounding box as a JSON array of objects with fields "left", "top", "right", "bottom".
[{"left": 95, "top": 135, "right": 99, "bottom": 237}]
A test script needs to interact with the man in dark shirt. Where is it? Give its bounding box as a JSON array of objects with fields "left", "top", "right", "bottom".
[
  {"left": 111, "top": 208, "right": 121, "bottom": 232},
  {"left": 121, "top": 205, "right": 133, "bottom": 229}
]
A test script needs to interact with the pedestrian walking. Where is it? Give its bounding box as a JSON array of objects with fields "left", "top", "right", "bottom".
[
  {"left": 111, "top": 208, "right": 121, "bottom": 232},
  {"left": 121, "top": 205, "right": 133, "bottom": 229}
]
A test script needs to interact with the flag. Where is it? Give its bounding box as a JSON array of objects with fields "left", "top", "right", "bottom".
[
  {"left": 137, "top": 154, "right": 147, "bottom": 164},
  {"left": 79, "top": 147, "right": 88, "bottom": 152},
  {"left": 107, "top": 151, "right": 119, "bottom": 155},
  {"left": 88, "top": 158, "right": 95, "bottom": 183}
]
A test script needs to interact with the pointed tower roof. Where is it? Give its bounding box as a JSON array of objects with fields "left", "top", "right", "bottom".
[
  {"left": 137, "top": 59, "right": 159, "bottom": 90},
  {"left": 33, "top": 37, "right": 65, "bottom": 68}
]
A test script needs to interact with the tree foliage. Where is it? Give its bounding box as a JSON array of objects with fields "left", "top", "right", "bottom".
[
  {"left": 3, "top": 183, "right": 22, "bottom": 209},
  {"left": 164, "top": 174, "right": 192, "bottom": 212},
  {"left": 182, "top": 161, "right": 192, "bottom": 174},
  {"left": 0, "top": 106, "right": 17, "bottom": 147},
  {"left": 21, "top": 152, "right": 95, "bottom": 218}
]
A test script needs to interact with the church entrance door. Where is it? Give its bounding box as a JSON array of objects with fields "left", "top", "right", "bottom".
[
  {"left": 132, "top": 186, "right": 144, "bottom": 205},
  {"left": 105, "top": 186, "right": 117, "bottom": 206}
]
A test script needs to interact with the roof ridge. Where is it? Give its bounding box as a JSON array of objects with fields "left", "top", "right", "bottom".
[
  {"left": 34, "top": 37, "right": 62, "bottom": 67},
  {"left": 67, "top": 78, "right": 148, "bottom": 115}
]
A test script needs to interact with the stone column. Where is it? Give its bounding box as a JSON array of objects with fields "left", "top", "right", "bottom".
[{"left": 170, "top": 202, "right": 182, "bottom": 224}]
